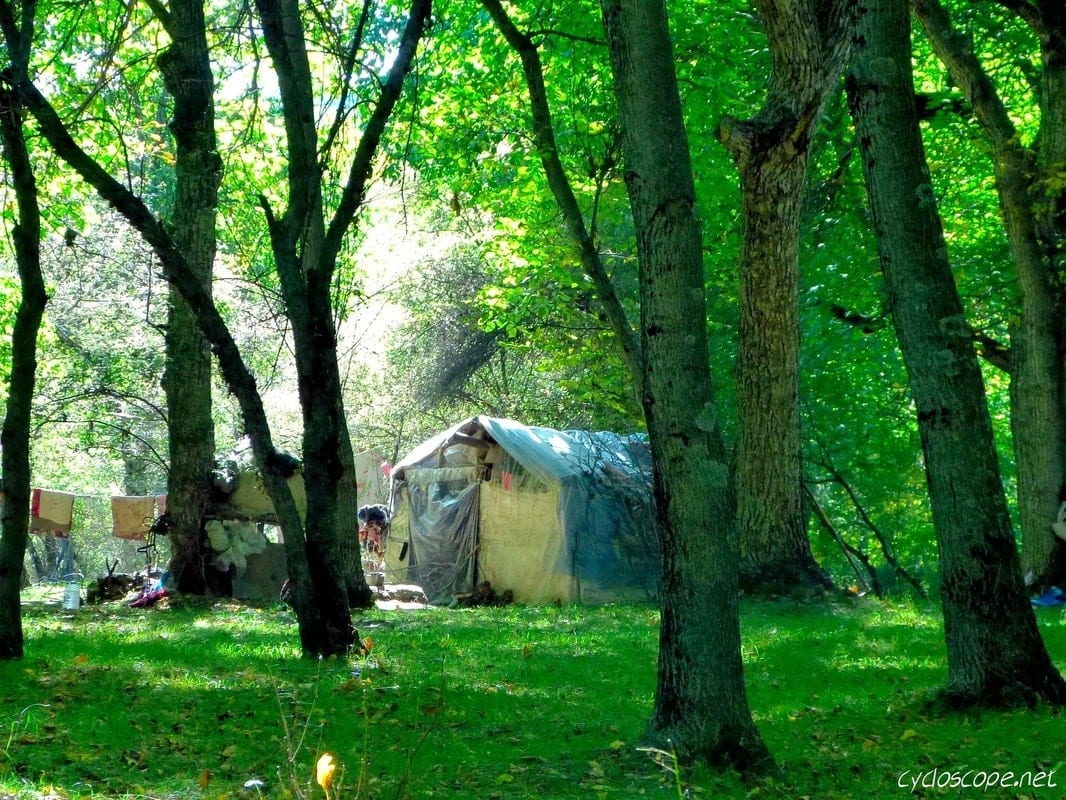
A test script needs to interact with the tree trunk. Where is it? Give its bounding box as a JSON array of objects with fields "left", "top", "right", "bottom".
[
  {"left": 848, "top": 0, "right": 1066, "bottom": 705},
  {"left": 157, "top": 0, "right": 220, "bottom": 594},
  {"left": 252, "top": 0, "right": 431, "bottom": 636},
  {"left": 16, "top": 0, "right": 428, "bottom": 655},
  {"left": 914, "top": 0, "right": 1066, "bottom": 592},
  {"left": 718, "top": 0, "right": 857, "bottom": 596},
  {"left": 479, "top": 0, "right": 643, "bottom": 399},
  {"left": 733, "top": 144, "right": 827, "bottom": 592},
  {"left": 0, "top": 75, "right": 48, "bottom": 659},
  {"left": 600, "top": 0, "right": 773, "bottom": 772},
  {"left": 17, "top": 76, "right": 345, "bottom": 656}
]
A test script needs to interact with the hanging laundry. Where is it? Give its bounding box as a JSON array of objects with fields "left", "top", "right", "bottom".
[
  {"left": 31, "top": 488, "right": 76, "bottom": 536},
  {"left": 111, "top": 495, "right": 157, "bottom": 540}
]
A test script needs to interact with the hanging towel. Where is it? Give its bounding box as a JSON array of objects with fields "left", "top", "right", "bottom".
[
  {"left": 354, "top": 451, "right": 388, "bottom": 504},
  {"left": 111, "top": 495, "right": 156, "bottom": 540},
  {"left": 31, "top": 488, "right": 76, "bottom": 536}
]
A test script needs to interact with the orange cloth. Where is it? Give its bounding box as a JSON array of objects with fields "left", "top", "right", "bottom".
[
  {"left": 111, "top": 496, "right": 156, "bottom": 540},
  {"left": 31, "top": 488, "right": 75, "bottom": 536}
]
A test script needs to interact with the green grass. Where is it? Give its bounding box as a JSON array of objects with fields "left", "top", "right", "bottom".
[{"left": 1, "top": 590, "right": 1063, "bottom": 799}]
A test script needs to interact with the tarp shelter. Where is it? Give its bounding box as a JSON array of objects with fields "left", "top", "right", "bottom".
[
  {"left": 209, "top": 441, "right": 390, "bottom": 599},
  {"left": 211, "top": 444, "right": 389, "bottom": 524},
  {"left": 384, "top": 416, "right": 660, "bottom": 604}
]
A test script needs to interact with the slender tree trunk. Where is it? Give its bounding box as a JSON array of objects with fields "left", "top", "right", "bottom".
[
  {"left": 848, "top": 0, "right": 1066, "bottom": 705},
  {"left": 600, "top": 0, "right": 773, "bottom": 772},
  {"left": 718, "top": 0, "right": 857, "bottom": 595},
  {"left": 253, "top": 0, "right": 431, "bottom": 620},
  {"left": 0, "top": 75, "right": 47, "bottom": 659},
  {"left": 479, "top": 0, "right": 643, "bottom": 399},
  {"left": 17, "top": 0, "right": 428, "bottom": 655},
  {"left": 914, "top": 0, "right": 1066, "bottom": 591},
  {"left": 157, "top": 0, "right": 220, "bottom": 594}
]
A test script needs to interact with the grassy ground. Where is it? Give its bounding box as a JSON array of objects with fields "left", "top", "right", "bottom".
[{"left": 0, "top": 589, "right": 1063, "bottom": 799}]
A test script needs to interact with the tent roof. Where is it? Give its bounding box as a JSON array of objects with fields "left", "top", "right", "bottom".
[{"left": 392, "top": 416, "right": 651, "bottom": 488}]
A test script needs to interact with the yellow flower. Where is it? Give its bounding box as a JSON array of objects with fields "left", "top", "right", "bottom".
[{"left": 315, "top": 753, "right": 336, "bottom": 794}]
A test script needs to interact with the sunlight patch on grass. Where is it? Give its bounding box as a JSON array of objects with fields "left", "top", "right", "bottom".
[{"left": 2, "top": 596, "right": 1063, "bottom": 799}]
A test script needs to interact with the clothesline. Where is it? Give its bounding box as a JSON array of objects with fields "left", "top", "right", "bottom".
[{"left": 29, "top": 487, "right": 167, "bottom": 541}]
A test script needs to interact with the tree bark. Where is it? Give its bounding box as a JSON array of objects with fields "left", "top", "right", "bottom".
[
  {"left": 0, "top": 16, "right": 47, "bottom": 657},
  {"left": 914, "top": 0, "right": 1066, "bottom": 591},
  {"left": 253, "top": 0, "right": 430, "bottom": 625},
  {"left": 718, "top": 0, "right": 858, "bottom": 595},
  {"left": 156, "top": 0, "right": 220, "bottom": 594},
  {"left": 600, "top": 0, "right": 773, "bottom": 772},
  {"left": 848, "top": 0, "right": 1066, "bottom": 706}
]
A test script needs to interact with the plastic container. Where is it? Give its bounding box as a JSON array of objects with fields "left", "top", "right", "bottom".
[{"left": 63, "top": 582, "right": 81, "bottom": 610}]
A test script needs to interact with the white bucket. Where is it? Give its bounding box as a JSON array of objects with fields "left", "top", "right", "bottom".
[{"left": 63, "top": 582, "right": 81, "bottom": 610}]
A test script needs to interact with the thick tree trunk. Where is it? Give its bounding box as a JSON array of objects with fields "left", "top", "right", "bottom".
[
  {"left": 1021, "top": 0, "right": 1066, "bottom": 588},
  {"left": 0, "top": 80, "right": 47, "bottom": 659},
  {"left": 733, "top": 149, "right": 827, "bottom": 592},
  {"left": 600, "top": 0, "right": 773, "bottom": 772},
  {"left": 848, "top": 0, "right": 1065, "bottom": 705},
  {"left": 157, "top": 0, "right": 220, "bottom": 594},
  {"left": 718, "top": 0, "right": 857, "bottom": 596},
  {"left": 914, "top": 0, "right": 1066, "bottom": 591}
]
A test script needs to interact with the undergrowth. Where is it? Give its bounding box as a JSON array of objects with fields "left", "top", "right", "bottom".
[{"left": 0, "top": 591, "right": 1063, "bottom": 799}]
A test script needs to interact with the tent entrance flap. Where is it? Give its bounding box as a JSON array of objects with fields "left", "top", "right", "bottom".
[{"left": 406, "top": 469, "right": 480, "bottom": 603}]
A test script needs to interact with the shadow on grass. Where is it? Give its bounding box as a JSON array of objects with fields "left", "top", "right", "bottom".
[
  {"left": 2, "top": 599, "right": 671, "bottom": 799},
  {"left": 1, "top": 594, "right": 1063, "bottom": 799}
]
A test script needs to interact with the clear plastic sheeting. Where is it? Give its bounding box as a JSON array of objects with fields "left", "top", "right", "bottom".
[
  {"left": 405, "top": 469, "right": 480, "bottom": 600},
  {"left": 385, "top": 416, "right": 660, "bottom": 605}
]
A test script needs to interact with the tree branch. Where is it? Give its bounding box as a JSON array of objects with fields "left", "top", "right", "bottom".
[
  {"left": 817, "top": 459, "right": 928, "bottom": 598},
  {"left": 804, "top": 484, "right": 881, "bottom": 595},
  {"left": 526, "top": 28, "right": 605, "bottom": 47},
  {"left": 479, "top": 0, "right": 643, "bottom": 395},
  {"left": 15, "top": 76, "right": 296, "bottom": 504},
  {"left": 973, "top": 332, "right": 1012, "bottom": 372},
  {"left": 321, "top": 0, "right": 432, "bottom": 269},
  {"left": 319, "top": 0, "right": 373, "bottom": 160}
]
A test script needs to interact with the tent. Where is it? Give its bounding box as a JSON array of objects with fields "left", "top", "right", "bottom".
[{"left": 384, "top": 416, "right": 660, "bottom": 604}]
